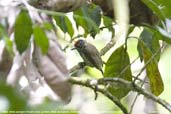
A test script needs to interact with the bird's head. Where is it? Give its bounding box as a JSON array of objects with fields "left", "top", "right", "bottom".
[{"left": 74, "top": 39, "right": 86, "bottom": 49}]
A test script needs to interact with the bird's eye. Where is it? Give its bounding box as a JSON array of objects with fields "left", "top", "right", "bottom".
[{"left": 78, "top": 40, "right": 83, "bottom": 46}]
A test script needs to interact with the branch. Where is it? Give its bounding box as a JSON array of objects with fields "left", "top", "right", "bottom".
[
  {"left": 129, "top": 77, "right": 146, "bottom": 113},
  {"left": 69, "top": 77, "right": 171, "bottom": 113},
  {"left": 69, "top": 77, "right": 129, "bottom": 114},
  {"left": 98, "top": 77, "right": 171, "bottom": 113},
  {"left": 69, "top": 38, "right": 116, "bottom": 73},
  {"left": 20, "top": 5, "right": 115, "bottom": 73},
  {"left": 69, "top": 62, "right": 85, "bottom": 73},
  {"left": 100, "top": 38, "right": 116, "bottom": 56}
]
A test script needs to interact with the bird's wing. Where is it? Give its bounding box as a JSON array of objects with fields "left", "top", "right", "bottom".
[{"left": 83, "top": 43, "right": 103, "bottom": 69}]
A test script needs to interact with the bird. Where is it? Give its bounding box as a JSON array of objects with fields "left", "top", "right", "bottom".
[{"left": 73, "top": 39, "right": 103, "bottom": 74}]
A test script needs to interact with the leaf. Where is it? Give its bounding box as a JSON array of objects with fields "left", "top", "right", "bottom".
[
  {"left": 0, "top": 47, "right": 13, "bottom": 77},
  {"left": 156, "top": 25, "right": 171, "bottom": 44},
  {"left": 142, "top": 0, "right": 165, "bottom": 20},
  {"left": 103, "top": 16, "right": 114, "bottom": 36},
  {"left": 33, "top": 25, "right": 49, "bottom": 54},
  {"left": 139, "top": 41, "right": 164, "bottom": 96},
  {"left": 142, "top": 0, "right": 171, "bottom": 19},
  {"left": 54, "top": 15, "right": 74, "bottom": 37},
  {"left": 0, "top": 24, "right": 13, "bottom": 55},
  {"left": 4, "top": 36, "right": 14, "bottom": 56},
  {"left": 43, "top": 22, "right": 53, "bottom": 30},
  {"left": 140, "top": 24, "right": 171, "bottom": 44},
  {"left": 160, "top": 0, "right": 171, "bottom": 19},
  {"left": 104, "top": 46, "right": 132, "bottom": 99},
  {"left": 138, "top": 27, "right": 160, "bottom": 62},
  {"left": 0, "top": 82, "right": 26, "bottom": 110},
  {"left": 14, "top": 11, "right": 33, "bottom": 54},
  {"left": 89, "top": 4, "right": 101, "bottom": 26},
  {"left": 73, "top": 4, "right": 100, "bottom": 37},
  {"left": 0, "top": 24, "right": 6, "bottom": 39}
]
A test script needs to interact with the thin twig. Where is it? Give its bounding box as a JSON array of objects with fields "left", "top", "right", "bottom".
[
  {"left": 133, "top": 43, "right": 165, "bottom": 83},
  {"left": 69, "top": 34, "right": 116, "bottom": 73},
  {"left": 100, "top": 38, "right": 116, "bottom": 56},
  {"left": 63, "top": 23, "right": 115, "bottom": 51},
  {"left": 129, "top": 77, "right": 146, "bottom": 113},
  {"left": 129, "top": 92, "right": 139, "bottom": 113},
  {"left": 69, "top": 62, "right": 85, "bottom": 73},
  {"left": 69, "top": 77, "right": 171, "bottom": 113},
  {"left": 69, "top": 78, "right": 129, "bottom": 114},
  {"left": 63, "top": 34, "right": 84, "bottom": 51},
  {"left": 118, "top": 56, "right": 139, "bottom": 78},
  {"left": 97, "top": 77, "right": 171, "bottom": 113},
  {"left": 132, "top": 76, "right": 149, "bottom": 84},
  {"left": 69, "top": 35, "right": 119, "bottom": 73}
]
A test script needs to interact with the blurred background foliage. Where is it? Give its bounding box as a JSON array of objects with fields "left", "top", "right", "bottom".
[{"left": 0, "top": 0, "right": 171, "bottom": 114}]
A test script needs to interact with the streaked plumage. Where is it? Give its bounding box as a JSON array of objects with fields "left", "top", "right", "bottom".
[{"left": 74, "top": 40, "right": 103, "bottom": 74}]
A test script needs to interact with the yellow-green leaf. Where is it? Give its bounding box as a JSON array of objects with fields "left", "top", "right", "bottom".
[{"left": 140, "top": 41, "right": 164, "bottom": 96}]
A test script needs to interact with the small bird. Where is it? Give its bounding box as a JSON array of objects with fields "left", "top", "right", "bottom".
[{"left": 73, "top": 39, "right": 103, "bottom": 74}]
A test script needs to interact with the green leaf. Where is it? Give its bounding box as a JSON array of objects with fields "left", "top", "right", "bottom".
[
  {"left": 0, "top": 82, "right": 26, "bottom": 110},
  {"left": 155, "top": 0, "right": 171, "bottom": 19},
  {"left": 14, "top": 11, "right": 33, "bottom": 54},
  {"left": 33, "top": 25, "right": 49, "bottom": 54},
  {"left": 140, "top": 24, "right": 171, "bottom": 44},
  {"left": 73, "top": 4, "right": 100, "bottom": 37},
  {"left": 139, "top": 41, "right": 164, "bottom": 96},
  {"left": 156, "top": 25, "right": 171, "bottom": 44},
  {"left": 0, "top": 24, "right": 6, "bottom": 39},
  {"left": 0, "top": 24, "right": 14, "bottom": 55},
  {"left": 43, "top": 22, "right": 53, "bottom": 30},
  {"left": 142, "top": 0, "right": 165, "bottom": 20},
  {"left": 138, "top": 27, "right": 160, "bottom": 62},
  {"left": 4, "top": 36, "right": 14, "bottom": 56},
  {"left": 103, "top": 16, "right": 114, "bottom": 37},
  {"left": 89, "top": 4, "right": 101, "bottom": 26},
  {"left": 142, "top": 0, "right": 171, "bottom": 19},
  {"left": 54, "top": 15, "right": 74, "bottom": 37},
  {"left": 104, "top": 46, "right": 132, "bottom": 99}
]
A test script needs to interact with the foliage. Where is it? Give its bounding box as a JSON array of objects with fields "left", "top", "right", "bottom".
[
  {"left": 33, "top": 25, "right": 49, "bottom": 54},
  {"left": 0, "top": 81, "right": 27, "bottom": 111},
  {"left": 104, "top": 46, "right": 132, "bottom": 99},
  {"left": 54, "top": 15, "right": 74, "bottom": 37},
  {"left": 73, "top": 4, "right": 101, "bottom": 37},
  {"left": 14, "top": 11, "right": 33, "bottom": 54},
  {"left": 1, "top": 0, "right": 171, "bottom": 113}
]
